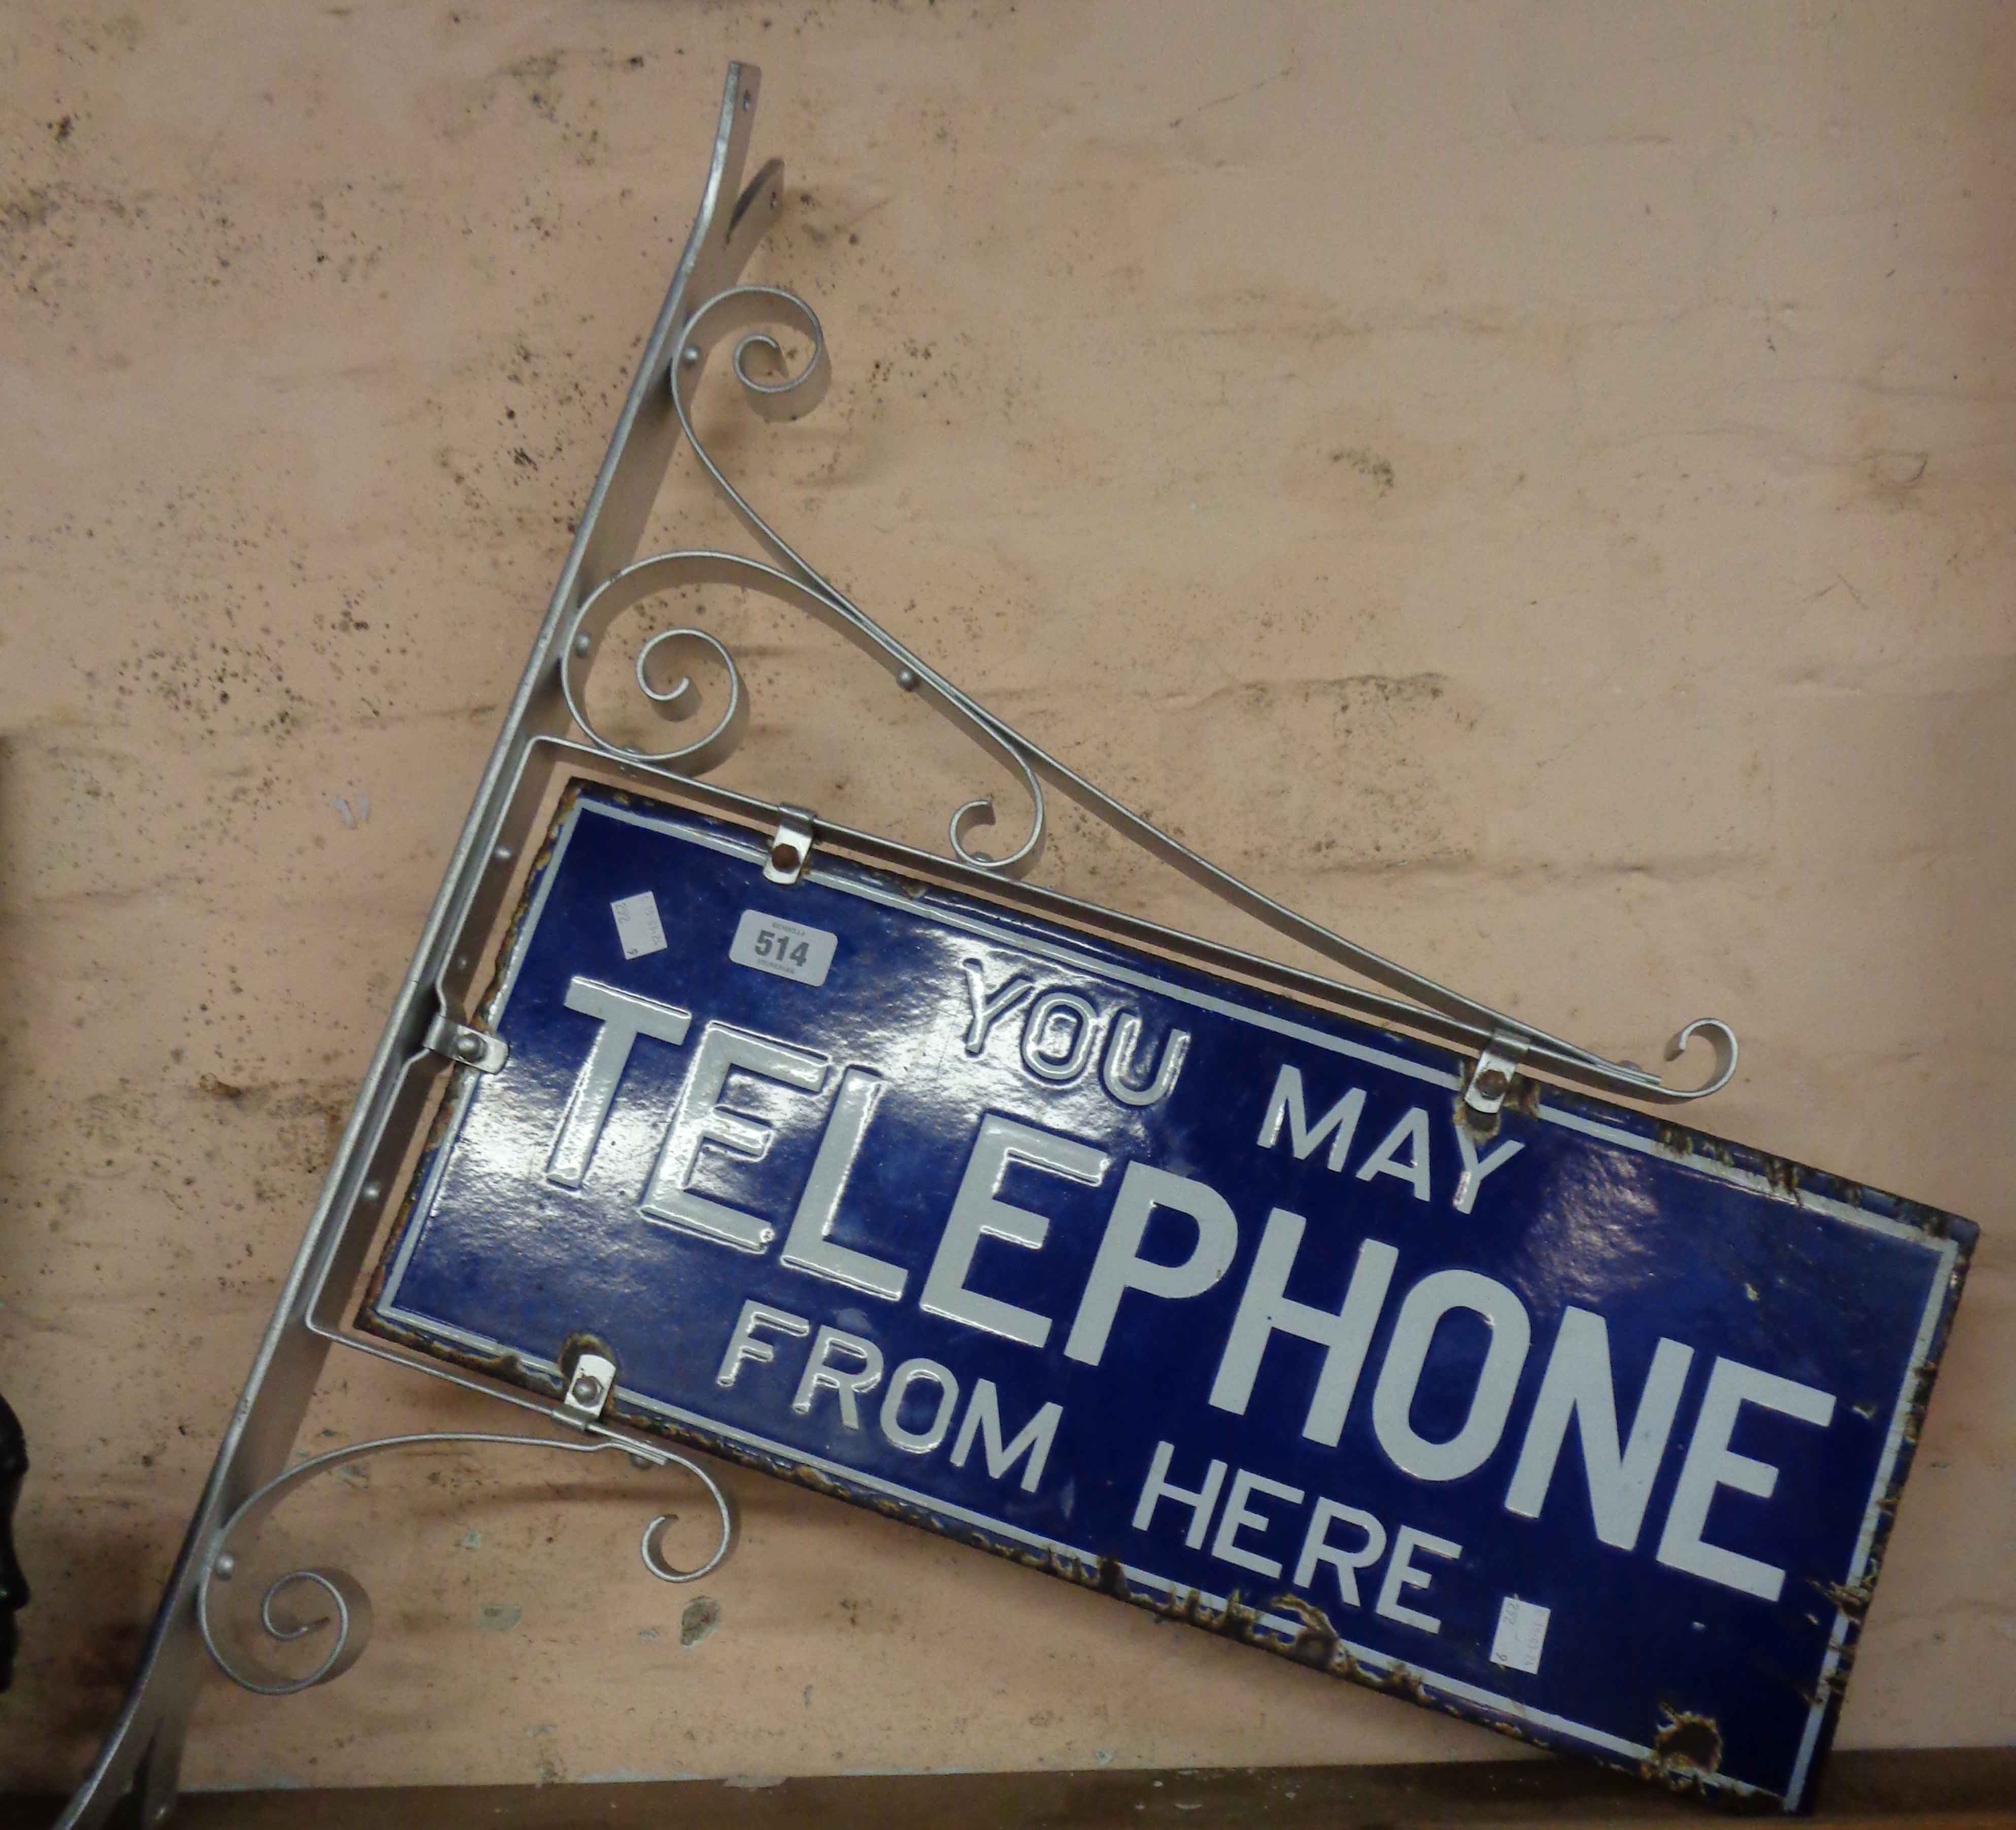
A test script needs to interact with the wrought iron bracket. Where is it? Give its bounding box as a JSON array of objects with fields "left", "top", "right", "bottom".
[
  {"left": 194, "top": 1429, "right": 734, "bottom": 1700},
  {"left": 56, "top": 62, "right": 1738, "bottom": 1828}
]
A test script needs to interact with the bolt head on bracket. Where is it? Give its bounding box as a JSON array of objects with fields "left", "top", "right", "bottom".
[
  {"left": 562, "top": 1352, "right": 618, "bottom": 1422},
  {"left": 764, "top": 805, "right": 816, "bottom": 885},
  {"left": 425, "top": 1012, "right": 509, "bottom": 1074},
  {"left": 1463, "top": 1026, "right": 1531, "bottom": 1124}
]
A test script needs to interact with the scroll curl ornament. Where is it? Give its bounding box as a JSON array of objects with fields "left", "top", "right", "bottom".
[
  {"left": 561, "top": 283, "right": 1049, "bottom": 875},
  {"left": 555, "top": 279, "right": 1738, "bottom": 1108},
  {"left": 197, "top": 1431, "right": 735, "bottom": 1697}
]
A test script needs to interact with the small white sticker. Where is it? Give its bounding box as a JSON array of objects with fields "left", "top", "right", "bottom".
[
  {"left": 610, "top": 890, "right": 668, "bottom": 961},
  {"left": 730, "top": 909, "right": 836, "bottom": 987},
  {"left": 1490, "top": 1596, "right": 1551, "bottom": 1674}
]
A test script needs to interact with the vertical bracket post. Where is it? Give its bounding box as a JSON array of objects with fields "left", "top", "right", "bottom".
[{"left": 51, "top": 62, "right": 782, "bottom": 1830}]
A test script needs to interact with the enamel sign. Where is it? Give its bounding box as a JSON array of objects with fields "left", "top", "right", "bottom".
[{"left": 366, "top": 784, "right": 1972, "bottom": 1809}]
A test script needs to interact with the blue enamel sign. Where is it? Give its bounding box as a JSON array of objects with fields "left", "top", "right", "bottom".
[{"left": 368, "top": 784, "right": 1972, "bottom": 1810}]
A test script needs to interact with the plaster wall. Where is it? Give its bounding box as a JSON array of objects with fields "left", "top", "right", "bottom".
[{"left": 1, "top": 0, "right": 2010, "bottom": 1792}]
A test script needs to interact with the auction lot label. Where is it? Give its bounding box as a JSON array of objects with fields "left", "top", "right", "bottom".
[{"left": 369, "top": 786, "right": 1972, "bottom": 1810}]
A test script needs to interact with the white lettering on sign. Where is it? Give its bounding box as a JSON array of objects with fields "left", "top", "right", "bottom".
[
  {"left": 949, "top": 1378, "right": 1063, "bottom": 1492},
  {"left": 1253, "top": 1062, "right": 1525, "bottom": 1216},
  {"left": 1453, "top": 1124, "right": 1524, "bottom": 1216},
  {"left": 1504, "top": 1307, "right": 1694, "bottom": 1551},
  {"left": 961, "top": 960, "right": 1190, "bottom": 1109},
  {"left": 1131, "top": 1440, "right": 1228, "bottom": 1549},
  {"left": 1372, "top": 1270, "right": 1532, "bottom": 1481},
  {"left": 1294, "top": 1499, "right": 1388, "bottom": 1606},
  {"left": 791, "top": 1324, "right": 885, "bottom": 1430},
  {"left": 545, "top": 978, "right": 692, "bottom": 1189},
  {"left": 731, "top": 908, "right": 837, "bottom": 987},
  {"left": 1375, "top": 1524, "right": 1463, "bottom": 1634},
  {"left": 714, "top": 1299, "right": 811, "bottom": 1388},
  {"left": 779, "top": 1067, "right": 908, "bottom": 1302},
  {"left": 1102, "top": 1011, "right": 1191, "bottom": 1108},
  {"left": 1655, "top": 1357, "right": 1837, "bottom": 1602},
  {"left": 534, "top": 960, "right": 1850, "bottom": 1608},
  {"left": 1257, "top": 1065, "right": 1365, "bottom": 1172},
  {"left": 1063, "top": 1163, "right": 1240, "bottom": 1366},
  {"left": 879, "top": 1357, "right": 961, "bottom": 1455},
  {"left": 712, "top": 1305, "right": 1066, "bottom": 1493},
  {"left": 1209, "top": 1468, "right": 1305, "bottom": 1579},
  {"left": 1021, "top": 988, "right": 1099, "bottom": 1083},
  {"left": 638, "top": 1021, "right": 829, "bottom": 1253},
  {"left": 1208, "top": 1212, "right": 1399, "bottom": 1447},
  {"left": 919, "top": 1115, "right": 1109, "bottom": 1348},
  {"left": 1489, "top": 1596, "right": 1551, "bottom": 1674},
  {"left": 960, "top": 961, "right": 1034, "bottom": 1052},
  {"left": 1355, "top": 1108, "right": 1433, "bottom": 1202},
  {"left": 609, "top": 889, "right": 668, "bottom": 960},
  {"left": 1130, "top": 1440, "right": 1463, "bottom": 1633}
]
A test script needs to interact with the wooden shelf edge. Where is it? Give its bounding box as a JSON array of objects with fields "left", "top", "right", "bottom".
[{"left": 11, "top": 1746, "right": 2016, "bottom": 1829}]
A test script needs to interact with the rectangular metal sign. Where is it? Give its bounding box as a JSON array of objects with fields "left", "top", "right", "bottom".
[{"left": 367, "top": 783, "right": 1972, "bottom": 1810}]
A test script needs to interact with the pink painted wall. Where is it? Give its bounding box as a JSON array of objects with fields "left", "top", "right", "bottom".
[{"left": 2, "top": 0, "right": 2009, "bottom": 1791}]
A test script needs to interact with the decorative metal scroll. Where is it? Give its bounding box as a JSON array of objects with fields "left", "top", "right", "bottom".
[
  {"left": 198, "top": 1430, "right": 735, "bottom": 1696},
  {"left": 52, "top": 61, "right": 1744, "bottom": 1830},
  {"left": 556, "top": 284, "right": 1737, "bottom": 1117}
]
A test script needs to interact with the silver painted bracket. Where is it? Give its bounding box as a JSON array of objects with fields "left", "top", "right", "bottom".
[
  {"left": 560, "top": 1352, "right": 618, "bottom": 1425},
  {"left": 53, "top": 63, "right": 783, "bottom": 1830},
  {"left": 424, "top": 1012, "right": 508, "bottom": 1074},
  {"left": 763, "top": 805, "right": 816, "bottom": 885},
  {"left": 55, "top": 60, "right": 1738, "bottom": 1829},
  {"left": 1463, "top": 1026, "right": 1531, "bottom": 1122}
]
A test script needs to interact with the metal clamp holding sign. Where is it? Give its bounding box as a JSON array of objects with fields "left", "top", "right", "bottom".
[{"left": 58, "top": 64, "right": 1973, "bottom": 1826}]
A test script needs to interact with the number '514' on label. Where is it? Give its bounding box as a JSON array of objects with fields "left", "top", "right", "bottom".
[{"left": 731, "top": 908, "right": 838, "bottom": 987}]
